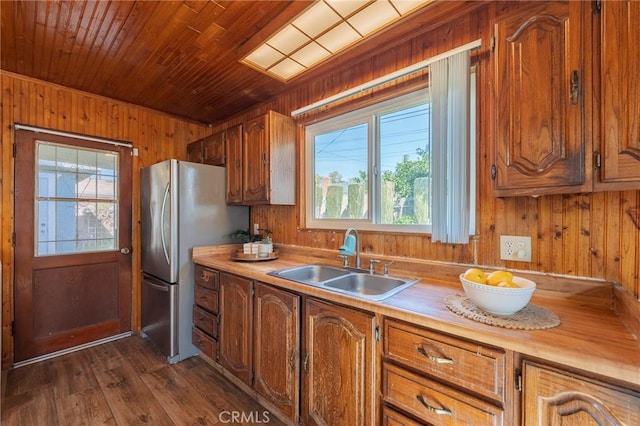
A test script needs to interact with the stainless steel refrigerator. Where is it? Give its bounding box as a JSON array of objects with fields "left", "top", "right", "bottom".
[{"left": 140, "top": 159, "right": 248, "bottom": 363}]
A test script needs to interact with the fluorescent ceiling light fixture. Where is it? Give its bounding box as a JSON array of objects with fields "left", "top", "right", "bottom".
[{"left": 241, "top": 0, "right": 433, "bottom": 81}]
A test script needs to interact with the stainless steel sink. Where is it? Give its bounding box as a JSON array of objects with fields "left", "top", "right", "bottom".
[
  {"left": 268, "top": 264, "right": 350, "bottom": 284},
  {"left": 323, "top": 273, "right": 416, "bottom": 300},
  {"left": 268, "top": 265, "right": 418, "bottom": 301}
]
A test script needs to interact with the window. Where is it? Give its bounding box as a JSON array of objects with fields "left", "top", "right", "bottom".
[
  {"left": 35, "top": 141, "right": 119, "bottom": 255},
  {"left": 304, "top": 77, "right": 476, "bottom": 235}
]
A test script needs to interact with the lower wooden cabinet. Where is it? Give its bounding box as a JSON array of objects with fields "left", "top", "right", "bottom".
[
  {"left": 383, "top": 362, "right": 504, "bottom": 425},
  {"left": 522, "top": 360, "right": 640, "bottom": 425},
  {"left": 253, "top": 282, "right": 300, "bottom": 424},
  {"left": 218, "top": 272, "right": 253, "bottom": 386},
  {"left": 302, "top": 298, "right": 377, "bottom": 426},
  {"left": 382, "top": 406, "right": 424, "bottom": 426},
  {"left": 192, "top": 327, "right": 217, "bottom": 360},
  {"left": 383, "top": 319, "right": 508, "bottom": 425}
]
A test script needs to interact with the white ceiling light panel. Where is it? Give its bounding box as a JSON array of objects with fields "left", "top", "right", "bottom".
[
  {"left": 293, "top": 1, "right": 342, "bottom": 38},
  {"left": 244, "top": 44, "right": 284, "bottom": 68},
  {"left": 316, "top": 21, "right": 362, "bottom": 53},
  {"left": 291, "top": 42, "right": 332, "bottom": 67},
  {"left": 391, "top": 0, "right": 432, "bottom": 15},
  {"left": 241, "top": 0, "right": 433, "bottom": 81},
  {"left": 348, "top": 1, "right": 400, "bottom": 36},
  {"left": 269, "top": 58, "right": 306, "bottom": 80},
  {"left": 267, "top": 25, "right": 310, "bottom": 54},
  {"left": 325, "top": 0, "right": 371, "bottom": 18}
]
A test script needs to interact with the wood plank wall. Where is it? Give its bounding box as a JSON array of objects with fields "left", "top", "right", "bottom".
[
  {"left": 1, "top": 1, "right": 638, "bottom": 368},
  {"left": 0, "top": 71, "right": 212, "bottom": 368},
  {"left": 208, "top": 2, "right": 640, "bottom": 300}
]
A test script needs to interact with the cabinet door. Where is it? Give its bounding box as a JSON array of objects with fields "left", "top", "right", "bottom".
[
  {"left": 253, "top": 282, "right": 300, "bottom": 424},
  {"left": 243, "top": 114, "right": 270, "bottom": 204},
  {"left": 226, "top": 124, "right": 243, "bottom": 204},
  {"left": 202, "top": 130, "right": 225, "bottom": 166},
  {"left": 522, "top": 361, "right": 640, "bottom": 425},
  {"left": 186, "top": 140, "right": 203, "bottom": 163},
  {"left": 598, "top": 0, "right": 640, "bottom": 187},
  {"left": 302, "top": 298, "right": 376, "bottom": 426},
  {"left": 491, "top": 1, "right": 590, "bottom": 195},
  {"left": 218, "top": 272, "right": 253, "bottom": 386}
]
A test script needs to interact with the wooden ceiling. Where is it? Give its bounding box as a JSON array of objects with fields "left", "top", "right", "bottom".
[{"left": 1, "top": 0, "right": 482, "bottom": 125}]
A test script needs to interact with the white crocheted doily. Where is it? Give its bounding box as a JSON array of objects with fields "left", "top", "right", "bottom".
[{"left": 444, "top": 293, "right": 560, "bottom": 330}]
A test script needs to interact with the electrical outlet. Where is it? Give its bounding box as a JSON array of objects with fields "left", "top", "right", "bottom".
[
  {"left": 500, "top": 235, "right": 532, "bottom": 262},
  {"left": 253, "top": 223, "right": 260, "bottom": 235}
]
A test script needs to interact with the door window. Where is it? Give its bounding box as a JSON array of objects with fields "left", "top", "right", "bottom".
[{"left": 35, "top": 141, "right": 119, "bottom": 256}]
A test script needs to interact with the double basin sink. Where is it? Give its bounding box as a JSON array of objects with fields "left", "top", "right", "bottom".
[{"left": 267, "top": 264, "right": 419, "bottom": 301}]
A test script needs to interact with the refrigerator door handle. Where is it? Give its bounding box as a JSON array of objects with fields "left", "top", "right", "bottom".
[
  {"left": 160, "top": 182, "right": 171, "bottom": 265},
  {"left": 144, "top": 278, "right": 170, "bottom": 292}
]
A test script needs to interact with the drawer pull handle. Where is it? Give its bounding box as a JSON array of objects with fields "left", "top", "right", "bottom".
[
  {"left": 200, "top": 272, "right": 210, "bottom": 282},
  {"left": 416, "top": 395, "right": 452, "bottom": 416},
  {"left": 417, "top": 346, "right": 455, "bottom": 364}
]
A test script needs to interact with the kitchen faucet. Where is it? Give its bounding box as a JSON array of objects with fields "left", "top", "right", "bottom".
[{"left": 339, "top": 227, "right": 361, "bottom": 269}]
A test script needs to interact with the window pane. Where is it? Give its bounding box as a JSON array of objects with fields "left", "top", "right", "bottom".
[
  {"left": 35, "top": 142, "right": 119, "bottom": 256},
  {"left": 379, "top": 103, "right": 430, "bottom": 225},
  {"left": 313, "top": 123, "right": 368, "bottom": 219}
]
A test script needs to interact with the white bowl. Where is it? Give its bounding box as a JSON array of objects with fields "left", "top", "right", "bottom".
[{"left": 459, "top": 274, "right": 536, "bottom": 316}]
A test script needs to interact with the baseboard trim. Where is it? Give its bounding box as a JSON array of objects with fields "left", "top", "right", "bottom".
[{"left": 12, "top": 331, "right": 132, "bottom": 369}]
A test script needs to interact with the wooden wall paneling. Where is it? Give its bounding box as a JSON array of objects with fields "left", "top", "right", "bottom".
[
  {"left": 620, "top": 190, "right": 639, "bottom": 299},
  {"left": 1, "top": 71, "right": 212, "bottom": 368},
  {"left": 233, "top": 2, "right": 640, "bottom": 298},
  {"left": 588, "top": 192, "right": 605, "bottom": 279},
  {"left": 548, "top": 195, "right": 564, "bottom": 276},
  {"left": 577, "top": 194, "right": 593, "bottom": 277},
  {"left": 538, "top": 196, "right": 552, "bottom": 275},
  {"left": 564, "top": 195, "right": 580, "bottom": 277},
  {"left": 4, "top": 3, "right": 638, "bottom": 371},
  {"left": 605, "top": 192, "right": 622, "bottom": 285}
]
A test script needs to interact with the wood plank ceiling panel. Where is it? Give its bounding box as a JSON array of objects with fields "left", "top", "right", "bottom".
[{"left": 1, "top": 0, "right": 482, "bottom": 124}]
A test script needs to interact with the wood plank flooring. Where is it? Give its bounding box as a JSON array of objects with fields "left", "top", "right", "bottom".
[{"left": 1, "top": 335, "right": 285, "bottom": 425}]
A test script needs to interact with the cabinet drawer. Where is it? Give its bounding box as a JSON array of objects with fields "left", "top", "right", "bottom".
[
  {"left": 193, "top": 305, "right": 217, "bottom": 338},
  {"left": 194, "top": 285, "right": 218, "bottom": 314},
  {"left": 384, "top": 319, "right": 506, "bottom": 402},
  {"left": 383, "top": 362, "right": 504, "bottom": 426},
  {"left": 192, "top": 327, "right": 217, "bottom": 360},
  {"left": 195, "top": 264, "right": 219, "bottom": 291},
  {"left": 382, "top": 406, "right": 425, "bottom": 426}
]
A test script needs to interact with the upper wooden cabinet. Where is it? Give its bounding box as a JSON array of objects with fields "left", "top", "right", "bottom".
[
  {"left": 596, "top": 0, "right": 640, "bottom": 189},
  {"left": 186, "top": 130, "right": 225, "bottom": 166},
  {"left": 240, "top": 111, "right": 296, "bottom": 205},
  {"left": 491, "top": 1, "right": 591, "bottom": 196},
  {"left": 225, "top": 124, "right": 244, "bottom": 204},
  {"left": 187, "top": 139, "right": 203, "bottom": 163}
]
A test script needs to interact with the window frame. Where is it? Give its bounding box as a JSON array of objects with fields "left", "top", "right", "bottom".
[{"left": 303, "top": 75, "right": 476, "bottom": 236}]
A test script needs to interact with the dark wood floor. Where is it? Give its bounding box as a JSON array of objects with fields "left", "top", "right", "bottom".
[{"left": 1, "top": 335, "right": 285, "bottom": 425}]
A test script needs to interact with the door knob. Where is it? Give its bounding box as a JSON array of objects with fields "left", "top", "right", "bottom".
[{"left": 120, "top": 247, "right": 131, "bottom": 254}]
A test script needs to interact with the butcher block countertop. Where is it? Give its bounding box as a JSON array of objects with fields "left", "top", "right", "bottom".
[{"left": 193, "top": 245, "right": 640, "bottom": 390}]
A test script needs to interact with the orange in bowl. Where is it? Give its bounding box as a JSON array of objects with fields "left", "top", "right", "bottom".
[{"left": 459, "top": 273, "right": 536, "bottom": 316}]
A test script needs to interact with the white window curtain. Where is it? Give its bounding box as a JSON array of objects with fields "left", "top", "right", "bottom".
[{"left": 430, "top": 50, "right": 471, "bottom": 244}]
